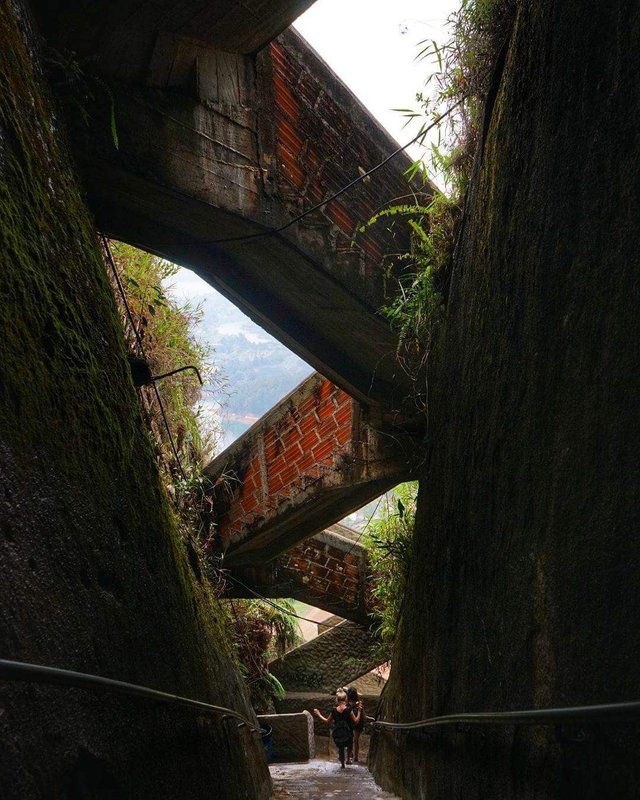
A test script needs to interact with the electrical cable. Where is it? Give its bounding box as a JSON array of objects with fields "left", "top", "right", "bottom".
[
  {"left": 101, "top": 235, "right": 188, "bottom": 481},
  {"left": 224, "top": 573, "right": 335, "bottom": 626},
  {"left": 343, "top": 494, "right": 385, "bottom": 558},
  {"left": 247, "top": 574, "right": 365, "bottom": 615}
]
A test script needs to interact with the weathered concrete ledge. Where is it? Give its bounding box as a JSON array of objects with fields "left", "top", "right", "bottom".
[
  {"left": 258, "top": 711, "right": 315, "bottom": 763},
  {"left": 33, "top": 0, "right": 318, "bottom": 63},
  {"left": 33, "top": 9, "right": 434, "bottom": 407}
]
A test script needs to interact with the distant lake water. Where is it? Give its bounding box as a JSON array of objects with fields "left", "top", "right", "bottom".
[
  {"left": 197, "top": 399, "right": 251, "bottom": 452},
  {"left": 217, "top": 321, "right": 269, "bottom": 343}
]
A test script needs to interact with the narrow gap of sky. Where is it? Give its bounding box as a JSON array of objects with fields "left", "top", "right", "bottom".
[{"left": 294, "top": 0, "right": 456, "bottom": 162}]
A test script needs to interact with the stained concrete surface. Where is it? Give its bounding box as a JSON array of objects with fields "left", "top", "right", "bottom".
[{"left": 270, "top": 757, "right": 400, "bottom": 799}]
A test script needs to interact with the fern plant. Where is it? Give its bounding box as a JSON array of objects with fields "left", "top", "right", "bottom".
[
  {"left": 368, "top": 0, "right": 516, "bottom": 408},
  {"left": 227, "top": 598, "right": 302, "bottom": 712}
]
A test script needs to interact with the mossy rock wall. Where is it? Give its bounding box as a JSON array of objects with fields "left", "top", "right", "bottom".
[
  {"left": 0, "top": 2, "right": 271, "bottom": 798},
  {"left": 371, "top": 2, "right": 640, "bottom": 798}
]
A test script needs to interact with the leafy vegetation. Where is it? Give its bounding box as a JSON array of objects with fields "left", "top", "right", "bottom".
[
  {"left": 107, "top": 244, "right": 303, "bottom": 711},
  {"left": 109, "top": 243, "right": 220, "bottom": 469},
  {"left": 45, "top": 47, "right": 120, "bottom": 150},
  {"left": 372, "top": 0, "right": 517, "bottom": 400},
  {"left": 107, "top": 242, "right": 223, "bottom": 555},
  {"left": 363, "top": 483, "right": 418, "bottom": 655},
  {"left": 227, "top": 599, "right": 302, "bottom": 712},
  {"left": 367, "top": 196, "right": 458, "bottom": 398},
  {"left": 402, "top": 0, "right": 517, "bottom": 196}
]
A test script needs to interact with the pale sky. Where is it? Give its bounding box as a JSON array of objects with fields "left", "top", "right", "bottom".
[{"left": 294, "top": 0, "right": 456, "bottom": 161}]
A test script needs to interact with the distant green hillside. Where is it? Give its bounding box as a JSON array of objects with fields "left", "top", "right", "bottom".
[
  {"left": 166, "top": 273, "right": 312, "bottom": 442},
  {"left": 210, "top": 333, "right": 311, "bottom": 416}
]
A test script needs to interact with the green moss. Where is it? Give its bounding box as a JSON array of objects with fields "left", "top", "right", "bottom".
[
  {"left": 0, "top": 7, "right": 140, "bottom": 477},
  {"left": 0, "top": 0, "right": 239, "bottom": 673},
  {"left": 0, "top": 7, "right": 271, "bottom": 795}
]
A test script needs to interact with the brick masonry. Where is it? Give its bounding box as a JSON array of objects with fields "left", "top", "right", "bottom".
[
  {"left": 227, "top": 524, "right": 371, "bottom": 624},
  {"left": 269, "top": 33, "right": 417, "bottom": 293},
  {"left": 278, "top": 528, "right": 365, "bottom": 619},
  {"left": 206, "top": 373, "right": 412, "bottom": 565},
  {"left": 217, "top": 376, "right": 353, "bottom": 542},
  {"left": 50, "top": 4, "right": 438, "bottom": 409}
]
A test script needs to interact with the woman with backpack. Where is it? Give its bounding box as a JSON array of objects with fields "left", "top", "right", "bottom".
[{"left": 313, "top": 688, "right": 362, "bottom": 768}]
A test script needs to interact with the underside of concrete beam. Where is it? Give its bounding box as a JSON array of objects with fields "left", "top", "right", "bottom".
[
  {"left": 33, "top": 0, "right": 318, "bottom": 66},
  {"left": 34, "top": 12, "right": 434, "bottom": 408},
  {"left": 206, "top": 374, "right": 415, "bottom": 566}
]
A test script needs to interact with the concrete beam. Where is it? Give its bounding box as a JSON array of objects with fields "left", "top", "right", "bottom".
[
  {"left": 224, "top": 524, "right": 371, "bottom": 624},
  {"left": 33, "top": 1, "right": 318, "bottom": 71},
  {"left": 206, "top": 374, "right": 414, "bottom": 566},
  {"left": 38, "top": 18, "right": 434, "bottom": 407}
]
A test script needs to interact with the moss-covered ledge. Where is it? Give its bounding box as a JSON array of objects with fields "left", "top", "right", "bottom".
[{"left": 0, "top": 2, "right": 271, "bottom": 797}]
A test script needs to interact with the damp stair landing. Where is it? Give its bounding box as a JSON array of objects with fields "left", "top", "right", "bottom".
[{"left": 270, "top": 757, "right": 399, "bottom": 799}]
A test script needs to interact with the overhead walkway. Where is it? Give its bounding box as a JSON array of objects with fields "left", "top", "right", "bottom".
[
  {"left": 223, "top": 524, "right": 372, "bottom": 625},
  {"left": 206, "top": 372, "right": 415, "bottom": 566}
]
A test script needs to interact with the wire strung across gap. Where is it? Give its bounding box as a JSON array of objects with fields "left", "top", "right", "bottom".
[
  {"left": 257, "top": 576, "right": 364, "bottom": 615},
  {"left": 130, "top": 94, "right": 469, "bottom": 250},
  {"left": 101, "top": 100, "right": 469, "bottom": 473},
  {"left": 101, "top": 235, "right": 188, "bottom": 482},
  {"left": 224, "top": 572, "right": 334, "bottom": 626},
  {"left": 343, "top": 494, "right": 385, "bottom": 559}
]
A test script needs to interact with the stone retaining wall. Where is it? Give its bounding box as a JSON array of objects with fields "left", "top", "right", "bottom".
[
  {"left": 270, "top": 621, "right": 384, "bottom": 693},
  {"left": 257, "top": 712, "right": 315, "bottom": 763}
]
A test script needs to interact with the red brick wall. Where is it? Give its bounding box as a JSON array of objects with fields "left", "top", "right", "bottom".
[
  {"left": 269, "top": 32, "right": 421, "bottom": 273},
  {"left": 219, "top": 377, "right": 355, "bottom": 543},
  {"left": 279, "top": 536, "right": 364, "bottom": 614}
]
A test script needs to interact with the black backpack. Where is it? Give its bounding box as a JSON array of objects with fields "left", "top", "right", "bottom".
[{"left": 332, "top": 711, "right": 352, "bottom": 746}]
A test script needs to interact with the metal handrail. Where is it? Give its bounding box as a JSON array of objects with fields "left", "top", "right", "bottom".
[
  {"left": 0, "top": 659, "right": 260, "bottom": 732},
  {"left": 367, "top": 700, "right": 640, "bottom": 731},
  {"left": 149, "top": 365, "right": 204, "bottom": 386}
]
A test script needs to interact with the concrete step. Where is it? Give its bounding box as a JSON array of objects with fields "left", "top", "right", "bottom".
[{"left": 270, "top": 757, "right": 400, "bottom": 799}]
